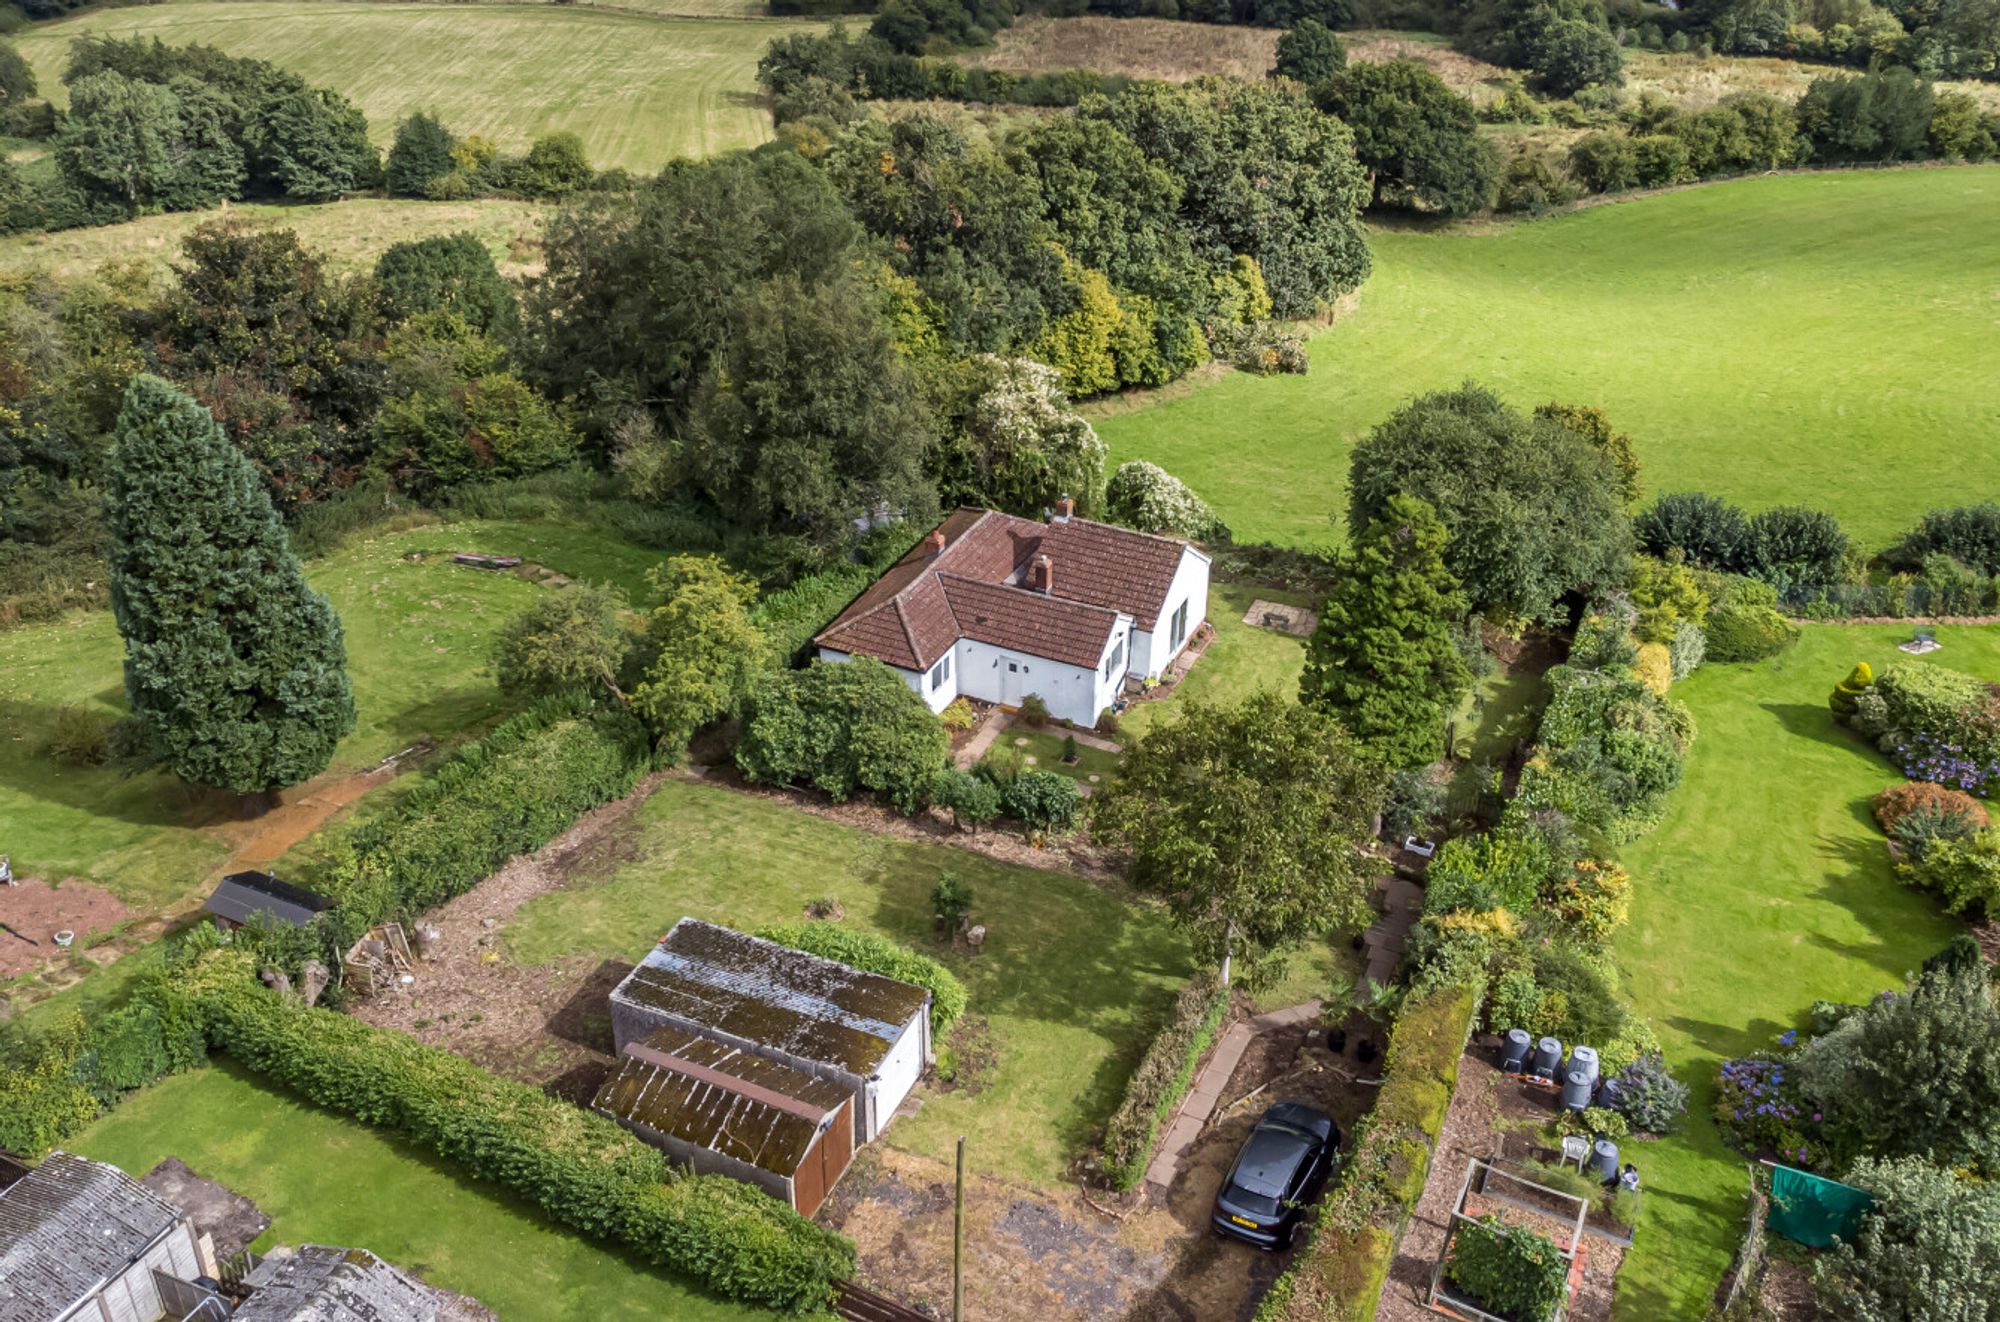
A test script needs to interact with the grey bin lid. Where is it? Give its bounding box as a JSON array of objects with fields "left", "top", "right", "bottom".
[
  {"left": 1560, "top": 1070, "right": 1594, "bottom": 1111},
  {"left": 1589, "top": 1138, "right": 1621, "bottom": 1181},
  {"left": 1567, "top": 1044, "right": 1601, "bottom": 1084},
  {"left": 1501, "top": 1028, "right": 1532, "bottom": 1071},
  {"left": 1530, "top": 1036, "right": 1563, "bottom": 1077}
]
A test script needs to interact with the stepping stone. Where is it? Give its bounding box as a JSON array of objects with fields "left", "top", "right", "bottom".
[
  {"left": 1023, "top": 755, "right": 1038, "bottom": 765},
  {"left": 1014, "top": 737, "right": 1029, "bottom": 746}
]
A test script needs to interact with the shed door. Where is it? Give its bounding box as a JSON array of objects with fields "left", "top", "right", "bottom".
[{"left": 795, "top": 1096, "right": 855, "bottom": 1218}]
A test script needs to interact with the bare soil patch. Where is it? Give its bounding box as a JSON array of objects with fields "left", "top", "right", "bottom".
[
  {"left": 345, "top": 775, "right": 660, "bottom": 1093},
  {"left": 142, "top": 1159, "right": 270, "bottom": 1262},
  {"left": 1755, "top": 1247, "right": 1822, "bottom": 1321},
  {"left": 0, "top": 878, "right": 134, "bottom": 978},
  {"left": 964, "top": 16, "right": 1279, "bottom": 81}
]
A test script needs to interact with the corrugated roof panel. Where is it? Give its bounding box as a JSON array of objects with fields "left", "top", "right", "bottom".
[{"left": 0, "top": 1152, "right": 182, "bottom": 1322}]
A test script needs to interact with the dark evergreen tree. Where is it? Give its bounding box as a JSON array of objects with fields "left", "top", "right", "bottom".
[
  {"left": 1271, "top": 18, "right": 1347, "bottom": 83},
  {"left": 374, "top": 231, "right": 518, "bottom": 335},
  {"left": 384, "top": 110, "right": 455, "bottom": 197},
  {"left": 1301, "top": 493, "right": 1471, "bottom": 767},
  {"left": 103, "top": 375, "right": 355, "bottom": 795}
]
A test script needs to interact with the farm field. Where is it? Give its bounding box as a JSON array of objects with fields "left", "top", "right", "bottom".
[
  {"left": 75, "top": 1062, "right": 764, "bottom": 1321},
  {"left": 1610, "top": 623, "right": 1980, "bottom": 1318},
  {"left": 0, "top": 199, "right": 548, "bottom": 280},
  {"left": 501, "top": 776, "right": 1195, "bottom": 1187},
  {"left": 0, "top": 519, "right": 663, "bottom": 910},
  {"left": 1095, "top": 167, "right": 2000, "bottom": 553},
  {"left": 15, "top": 3, "right": 822, "bottom": 171}
]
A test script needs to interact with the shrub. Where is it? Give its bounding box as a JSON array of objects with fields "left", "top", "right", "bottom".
[
  {"left": 322, "top": 698, "right": 649, "bottom": 947},
  {"left": 195, "top": 960, "right": 852, "bottom": 1311},
  {"left": 44, "top": 704, "right": 111, "bottom": 766},
  {"left": 1100, "top": 969, "right": 1229, "bottom": 1189},
  {"left": 931, "top": 768, "right": 1002, "bottom": 832},
  {"left": 940, "top": 697, "right": 977, "bottom": 732},
  {"left": 1703, "top": 602, "right": 1799, "bottom": 662},
  {"left": 1424, "top": 828, "right": 1554, "bottom": 918},
  {"left": 1899, "top": 828, "right": 2000, "bottom": 915},
  {"left": 1743, "top": 505, "right": 1850, "bottom": 591},
  {"left": 1002, "top": 769, "right": 1081, "bottom": 833},
  {"left": 1818, "top": 1156, "right": 2000, "bottom": 1322},
  {"left": 1629, "top": 555, "right": 1708, "bottom": 644},
  {"left": 1829, "top": 661, "right": 1873, "bottom": 721},
  {"left": 749, "top": 562, "right": 877, "bottom": 665},
  {"left": 1873, "top": 781, "right": 1991, "bottom": 833},
  {"left": 1515, "top": 666, "right": 1692, "bottom": 841},
  {"left": 1873, "top": 662, "right": 1992, "bottom": 741},
  {"left": 1096, "top": 707, "right": 1121, "bottom": 736},
  {"left": 931, "top": 874, "right": 974, "bottom": 929},
  {"left": 1603, "top": 1051, "right": 1689, "bottom": 1134},
  {"left": 755, "top": 923, "right": 967, "bottom": 1034},
  {"left": 1383, "top": 768, "right": 1447, "bottom": 841},
  {"left": 1634, "top": 642, "right": 1671, "bottom": 694},
  {"left": 736, "top": 659, "right": 949, "bottom": 813},
  {"left": 0, "top": 1015, "right": 112, "bottom": 1157},
  {"left": 1888, "top": 503, "right": 2000, "bottom": 577},
  {"left": 1017, "top": 693, "right": 1051, "bottom": 726},
  {"left": 1637, "top": 492, "right": 1746, "bottom": 568},
  {"left": 1446, "top": 1215, "right": 1569, "bottom": 1321},
  {"left": 1892, "top": 802, "right": 1984, "bottom": 862},
  {"left": 1667, "top": 619, "right": 1706, "bottom": 681}
]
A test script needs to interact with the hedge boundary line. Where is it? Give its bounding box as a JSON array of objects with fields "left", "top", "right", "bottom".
[
  {"left": 1255, "top": 982, "right": 1481, "bottom": 1322},
  {"left": 187, "top": 952, "right": 855, "bottom": 1314},
  {"left": 1099, "top": 968, "right": 1229, "bottom": 1191}
]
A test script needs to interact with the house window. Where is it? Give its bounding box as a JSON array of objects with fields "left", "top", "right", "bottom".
[
  {"left": 1103, "top": 635, "right": 1125, "bottom": 680},
  {"left": 929, "top": 653, "right": 952, "bottom": 690},
  {"left": 1169, "top": 600, "right": 1189, "bottom": 650}
]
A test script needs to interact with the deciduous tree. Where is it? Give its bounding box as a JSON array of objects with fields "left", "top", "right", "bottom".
[
  {"left": 1093, "top": 691, "right": 1380, "bottom": 983},
  {"left": 1319, "top": 60, "right": 1496, "bottom": 215},
  {"left": 492, "top": 583, "right": 631, "bottom": 702},
  {"left": 632, "top": 556, "right": 768, "bottom": 760},
  {"left": 103, "top": 375, "right": 355, "bottom": 795},
  {"left": 1271, "top": 18, "right": 1348, "bottom": 84}
]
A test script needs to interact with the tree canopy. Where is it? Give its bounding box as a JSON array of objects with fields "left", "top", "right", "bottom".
[
  {"left": 1319, "top": 61, "right": 1496, "bottom": 216},
  {"left": 632, "top": 555, "right": 769, "bottom": 759},
  {"left": 103, "top": 375, "right": 355, "bottom": 794},
  {"left": 1092, "top": 691, "right": 1380, "bottom": 983}
]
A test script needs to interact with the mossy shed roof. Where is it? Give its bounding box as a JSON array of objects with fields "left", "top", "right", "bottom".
[
  {"left": 593, "top": 1028, "right": 851, "bottom": 1177},
  {"left": 611, "top": 919, "right": 931, "bottom": 1076}
]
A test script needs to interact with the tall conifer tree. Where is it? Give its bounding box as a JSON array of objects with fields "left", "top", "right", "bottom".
[
  {"left": 104, "top": 374, "right": 355, "bottom": 795},
  {"left": 1302, "top": 493, "right": 1471, "bottom": 768}
]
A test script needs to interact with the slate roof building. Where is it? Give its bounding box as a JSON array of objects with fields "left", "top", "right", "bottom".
[
  {"left": 0, "top": 1151, "right": 205, "bottom": 1322},
  {"left": 815, "top": 501, "right": 1211, "bottom": 728},
  {"left": 233, "top": 1246, "right": 439, "bottom": 1322},
  {"left": 201, "top": 872, "right": 334, "bottom": 931},
  {"left": 608, "top": 919, "right": 932, "bottom": 1146},
  {"left": 592, "top": 1026, "right": 856, "bottom": 1216}
]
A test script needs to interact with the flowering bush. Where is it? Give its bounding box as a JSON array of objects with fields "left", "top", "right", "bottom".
[
  {"left": 1891, "top": 730, "right": 2000, "bottom": 798},
  {"left": 1104, "top": 461, "right": 1228, "bottom": 541},
  {"left": 1716, "top": 1045, "right": 1822, "bottom": 1167},
  {"left": 1872, "top": 781, "right": 1991, "bottom": 833}
]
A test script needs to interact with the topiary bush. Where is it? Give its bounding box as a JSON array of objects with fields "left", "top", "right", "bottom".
[
  {"left": 1703, "top": 601, "right": 1799, "bottom": 662},
  {"left": 755, "top": 923, "right": 968, "bottom": 1035},
  {"left": 1829, "top": 661, "right": 1874, "bottom": 721},
  {"left": 1446, "top": 1215, "right": 1569, "bottom": 1321}
]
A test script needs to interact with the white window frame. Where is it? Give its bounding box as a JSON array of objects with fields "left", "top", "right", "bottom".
[
  {"left": 1169, "top": 601, "right": 1188, "bottom": 650},
  {"left": 1102, "top": 634, "right": 1125, "bottom": 680},
  {"left": 929, "top": 653, "right": 951, "bottom": 690}
]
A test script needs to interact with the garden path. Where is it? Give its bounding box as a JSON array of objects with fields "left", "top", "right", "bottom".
[{"left": 1143, "top": 1000, "right": 1323, "bottom": 1190}]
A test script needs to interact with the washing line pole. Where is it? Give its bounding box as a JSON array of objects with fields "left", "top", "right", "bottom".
[{"left": 954, "top": 1135, "right": 967, "bottom": 1322}]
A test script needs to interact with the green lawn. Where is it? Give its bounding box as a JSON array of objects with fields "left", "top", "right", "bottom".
[
  {"left": 74, "top": 1062, "right": 764, "bottom": 1321},
  {"left": 16, "top": 3, "right": 823, "bottom": 172},
  {"left": 1116, "top": 581, "right": 1310, "bottom": 741},
  {"left": 1610, "top": 623, "right": 1983, "bottom": 1318},
  {"left": 0, "top": 519, "right": 663, "bottom": 908},
  {"left": 0, "top": 199, "right": 547, "bottom": 281},
  {"left": 1096, "top": 168, "right": 2000, "bottom": 554},
  {"left": 502, "top": 777, "right": 1194, "bottom": 1186},
  {"left": 1009, "top": 728, "right": 1123, "bottom": 783}
]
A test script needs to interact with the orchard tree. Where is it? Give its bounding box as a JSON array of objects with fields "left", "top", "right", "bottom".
[
  {"left": 1301, "top": 494, "right": 1471, "bottom": 767},
  {"left": 1272, "top": 19, "right": 1348, "bottom": 84},
  {"left": 103, "top": 375, "right": 355, "bottom": 797},
  {"left": 1093, "top": 691, "right": 1381, "bottom": 984},
  {"left": 1319, "top": 61, "right": 1497, "bottom": 216},
  {"left": 632, "top": 555, "right": 768, "bottom": 760},
  {"left": 492, "top": 582, "right": 631, "bottom": 701},
  {"left": 1348, "top": 381, "right": 1630, "bottom": 625}
]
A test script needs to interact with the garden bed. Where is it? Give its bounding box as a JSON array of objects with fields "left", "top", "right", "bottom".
[{"left": 0, "top": 878, "right": 134, "bottom": 979}]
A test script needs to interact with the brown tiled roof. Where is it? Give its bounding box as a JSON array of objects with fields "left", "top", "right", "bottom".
[{"left": 815, "top": 508, "right": 1197, "bottom": 671}]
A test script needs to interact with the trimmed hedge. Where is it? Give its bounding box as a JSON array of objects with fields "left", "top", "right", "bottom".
[
  {"left": 755, "top": 923, "right": 968, "bottom": 1036},
  {"left": 191, "top": 953, "right": 854, "bottom": 1313},
  {"left": 0, "top": 982, "right": 209, "bottom": 1158},
  {"left": 752, "top": 562, "right": 877, "bottom": 665},
  {"left": 321, "top": 695, "right": 650, "bottom": 942},
  {"left": 1100, "top": 969, "right": 1229, "bottom": 1190},
  {"left": 1256, "top": 982, "right": 1480, "bottom": 1322}
]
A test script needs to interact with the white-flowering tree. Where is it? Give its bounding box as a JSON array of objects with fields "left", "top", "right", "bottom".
[
  {"left": 939, "top": 355, "right": 1107, "bottom": 516},
  {"left": 1105, "top": 460, "right": 1227, "bottom": 541}
]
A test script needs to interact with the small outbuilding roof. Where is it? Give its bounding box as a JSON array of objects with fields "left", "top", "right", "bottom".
[
  {"left": 203, "top": 871, "right": 334, "bottom": 928},
  {"left": 594, "top": 1027, "right": 852, "bottom": 1178},
  {"left": 0, "top": 1151, "right": 183, "bottom": 1322},
  {"left": 612, "top": 920, "right": 931, "bottom": 1077},
  {"left": 234, "top": 1245, "right": 438, "bottom": 1322}
]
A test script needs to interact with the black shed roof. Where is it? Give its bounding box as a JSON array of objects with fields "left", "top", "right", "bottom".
[
  {"left": 0, "top": 1152, "right": 183, "bottom": 1322},
  {"left": 611, "top": 920, "right": 931, "bottom": 1076},
  {"left": 594, "top": 1028, "right": 852, "bottom": 1178},
  {"left": 203, "top": 871, "right": 334, "bottom": 928}
]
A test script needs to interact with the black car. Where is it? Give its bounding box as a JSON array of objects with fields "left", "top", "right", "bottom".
[{"left": 1212, "top": 1101, "right": 1338, "bottom": 1249}]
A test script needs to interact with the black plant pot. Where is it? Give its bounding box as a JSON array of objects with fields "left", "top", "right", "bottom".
[
  {"left": 1326, "top": 1028, "right": 1348, "bottom": 1054},
  {"left": 1356, "top": 1040, "right": 1379, "bottom": 1066}
]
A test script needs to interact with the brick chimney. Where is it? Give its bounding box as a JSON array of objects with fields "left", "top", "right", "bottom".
[
  {"left": 1030, "top": 553, "right": 1054, "bottom": 594},
  {"left": 1051, "top": 494, "right": 1074, "bottom": 524},
  {"left": 927, "top": 529, "right": 947, "bottom": 557}
]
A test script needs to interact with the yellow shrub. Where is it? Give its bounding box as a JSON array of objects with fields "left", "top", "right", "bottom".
[{"left": 1635, "top": 641, "right": 1673, "bottom": 694}]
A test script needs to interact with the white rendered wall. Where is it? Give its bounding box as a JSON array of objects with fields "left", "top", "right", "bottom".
[{"left": 1133, "top": 549, "right": 1212, "bottom": 680}]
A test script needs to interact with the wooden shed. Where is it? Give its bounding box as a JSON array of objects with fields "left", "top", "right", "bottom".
[
  {"left": 609, "top": 919, "right": 932, "bottom": 1146},
  {"left": 593, "top": 1027, "right": 856, "bottom": 1216},
  {"left": 201, "top": 871, "right": 333, "bottom": 931},
  {"left": 0, "top": 1151, "right": 206, "bottom": 1322}
]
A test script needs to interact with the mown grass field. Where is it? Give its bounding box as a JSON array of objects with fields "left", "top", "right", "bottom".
[
  {"left": 502, "top": 777, "right": 1195, "bottom": 1187},
  {"left": 16, "top": 3, "right": 821, "bottom": 171},
  {"left": 0, "top": 199, "right": 548, "bottom": 281},
  {"left": 1609, "top": 623, "right": 1981, "bottom": 1318},
  {"left": 0, "top": 519, "right": 663, "bottom": 909},
  {"left": 1096, "top": 167, "right": 2000, "bottom": 555},
  {"left": 76, "top": 1062, "right": 765, "bottom": 1321}
]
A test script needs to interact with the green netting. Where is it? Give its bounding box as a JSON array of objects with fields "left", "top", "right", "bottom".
[{"left": 1768, "top": 1164, "right": 1874, "bottom": 1248}]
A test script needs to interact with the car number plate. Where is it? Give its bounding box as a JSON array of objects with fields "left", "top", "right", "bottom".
[{"left": 1229, "top": 1215, "right": 1259, "bottom": 1229}]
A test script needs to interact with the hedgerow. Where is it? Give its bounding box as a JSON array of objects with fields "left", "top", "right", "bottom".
[
  {"left": 755, "top": 923, "right": 968, "bottom": 1035},
  {"left": 191, "top": 953, "right": 854, "bottom": 1313},
  {"left": 1100, "top": 969, "right": 1229, "bottom": 1191}
]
